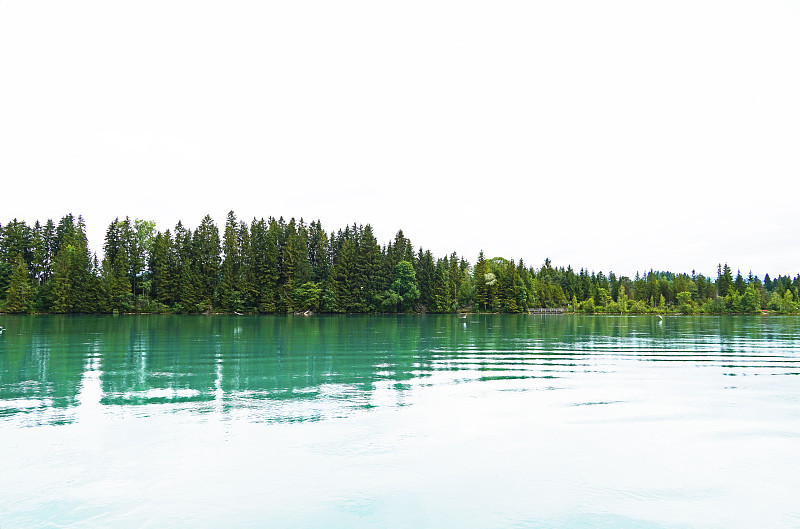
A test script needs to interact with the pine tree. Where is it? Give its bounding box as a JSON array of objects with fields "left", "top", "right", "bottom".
[
  {"left": 717, "top": 263, "right": 734, "bottom": 297},
  {"left": 174, "top": 222, "right": 200, "bottom": 312},
  {"left": 250, "top": 218, "right": 279, "bottom": 312},
  {"left": 474, "top": 251, "right": 488, "bottom": 311},
  {"left": 4, "top": 253, "right": 34, "bottom": 313},
  {"left": 734, "top": 270, "right": 746, "bottom": 295},
  {"left": 330, "top": 233, "right": 356, "bottom": 312},
  {"left": 193, "top": 215, "right": 221, "bottom": 310},
  {"left": 356, "top": 224, "right": 382, "bottom": 311},
  {"left": 219, "top": 211, "right": 242, "bottom": 312},
  {"left": 416, "top": 249, "right": 435, "bottom": 311},
  {"left": 101, "top": 248, "right": 132, "bottom": 312},
  {"left": 431, "top": 257, "right": 451, "bottom": 312},
  {"left": 49, "top": 244, "right": 74, "bottom": 313},
  {"left": 149, "top": 230, "right": 175, "bottom": 306},
  {"left": 307, "top": 220, "right": 329, "bottom": 284},
  {"left": 238, "top": 220, "right": 257, "bottom": 310}
]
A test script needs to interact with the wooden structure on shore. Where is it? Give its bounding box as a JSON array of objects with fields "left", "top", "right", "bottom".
[{"left": 528, "top": 308, "right": 567, "bottom": 314}]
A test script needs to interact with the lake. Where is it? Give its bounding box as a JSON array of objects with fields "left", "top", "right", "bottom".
[{"left": 1, "top": 314, "right": 799, "bottom": 528}]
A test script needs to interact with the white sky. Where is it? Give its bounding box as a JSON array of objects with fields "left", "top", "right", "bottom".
[{"left": 1, "top": 0, "right": 799, "bottom": 278}]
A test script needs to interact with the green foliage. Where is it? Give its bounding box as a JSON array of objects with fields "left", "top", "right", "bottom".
[
  {"left": 294, "top": 281, "right": 322, "bottom": 312},
  {"left": 738, "top": 283, "right": 762, "bottom": 314},
  {"left": 617, "top": 284, "right": 628, "bottom": 313},
  {"left": 676, "top": 291, "right": 694, "bottom": 314},
  {"left": 769, "top": 289, "right": 796, "bottom": 314},
  {"left": 380, "top": 260, "right": 419, "bottom": 312},
  {"left": 594, "top": 287, "right": 611, "bottom": 308},
  {"left": 580, "top": 297, "right": 595, "bottom": 313}
]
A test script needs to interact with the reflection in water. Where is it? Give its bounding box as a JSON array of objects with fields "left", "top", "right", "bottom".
[
  {"left": 3, "top": 315, "right": 800, "bottom": 529},
  {"left": 1, "top": 315, "right": 800, "bottom": 426}
]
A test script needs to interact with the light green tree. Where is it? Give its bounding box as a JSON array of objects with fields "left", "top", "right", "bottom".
[{"left": 380, "top": 261, "right": 420, "bottom": 312}]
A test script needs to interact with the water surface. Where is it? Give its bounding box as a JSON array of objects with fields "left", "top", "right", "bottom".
[{"left": 1, "top": 315, "right": 799, "bottom": 528}]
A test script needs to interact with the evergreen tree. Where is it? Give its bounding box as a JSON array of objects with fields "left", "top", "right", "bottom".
[
  {"left": 307, "top": 220, "right": 329, "bottom": 284},
  {"left": 416, "top": 249, "right": 436, "bottom": 311},
  {"left": 174, "top": 222, "right": 201, "bottom": 312},
  {"left": 474, "top": 251, "right": 488, "bottom": 311},
  {"left": 193, "top": 215, "right": 221, "bottom": 310},
  {"left": 734, "top": 270, "right": 746, "bottom": 295},
  {"left": 430, "top": 257, "right": 451, "bottom": 312},
  {"left": 356, "top": 224, "right": 382, "bottom": 311},
  {"left": 251, "top": 218, "right": 280, "bottom": 312},
  {"left": 330, "top": 231, "right": 357, "bottom": 312},
  {"left": 47, "top": 216, "right": 95, "bottom": 313},
  {"left": 219, "top": 211, "right": 243, "bottom": 312},
  {"left": 149, "top": 230, "right": 176, "bottom": 307},
  {"left": 101, "top": 247, "right": 132, "bottom": 312},
  {"left": 238, "top": 220, "right": 257, "bottom": 310},
  {"left": 4, "top": 253, "right": 34, "bottom": 313},
  {"left": 717, "top": 263, "right": 734, "bottom": 297}
]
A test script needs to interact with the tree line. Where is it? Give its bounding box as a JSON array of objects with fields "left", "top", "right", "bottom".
[{"left": 1, "top": 213, "right": 799, "bottom": 314}]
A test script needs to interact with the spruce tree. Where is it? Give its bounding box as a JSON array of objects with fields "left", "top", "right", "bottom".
[
  {"left": 474, "top": 251, "right": 488, "bottom": 311},
  {"left": 238, "top": 220, "right": 257, "bottom": 310},
  {"left": 101, "top": 248, "right": 132, "bottom": 312},
  {"left": 219, "top": 211, "right": 242, "bottom": 312},
  {"left": 4, "top": 253, "right": 34, "bottom": 313},
  {"left": 193, "top": 215, "right": 221, "bottom": 310},
  {"left": 307, "top": 220, "right": 329, "bottom": 284},
  {"left": 416, "top": 249, "right": 435, "bottom": 311},
  {"left": 717, "top": 263, "right": 734, "bottom": 297},
  {"left": 356, "top": 224, "right": 382, "bottom": 311}
]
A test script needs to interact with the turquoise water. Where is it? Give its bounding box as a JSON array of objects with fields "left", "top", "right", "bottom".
[{"left": 1, "top": 315, "right": 800, "bottom": 528}]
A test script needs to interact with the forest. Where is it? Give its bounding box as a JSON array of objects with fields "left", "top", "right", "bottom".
[{"left": 1, "top": 212, "right": 799, "bottom": 315}]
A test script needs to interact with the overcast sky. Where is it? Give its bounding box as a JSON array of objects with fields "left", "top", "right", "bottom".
[{"left": 1, "top": 0, "right": 798, "bottom": 278}]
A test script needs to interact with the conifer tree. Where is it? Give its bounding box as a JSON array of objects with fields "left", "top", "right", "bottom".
[
  {"left": 149, "top": 230, "right": 175, "bottom": 306},
  {"left": 356, "top": 224, "right": 382, "bottom": 311},
  {"left": 416, "top": 249, "right": 436, "bottom": 311},
  {"left": 307, "top": 220, "right": 329, "bottom": 284},
  {"left": 238, "top": 220, "right": 257, "bottom": 310},
  {"left": 250, "top": 218, "right": 279, "bottom": 312},
  {"left": 30, "top": 221, "right": 47, "bottom": 286},
  {"left": 330, "top": 233, "right": 357, "bottom": 312},
  {"left": 219, "top": 211, "right": 242, "bottom": 312},
  {"left": 474, "top": 251, "right": 488, "bottom": 311},
  {"left": 4, "top": 253, "right": 34, "bottom": 313},
  {"left": 101, "top": 248, "right": 132, "bottom": 312},
  {"left": 193, "top": 215, "right": 221, "bottom": 310},
  {"left": 174, "top": 222, "right": 200, "bottom": 312},
  {"left": 717, "top": 263, "right": 734, "bottom": 297},
  {"left": 430, "top": 257, "right": 451, "bottom": 312}
]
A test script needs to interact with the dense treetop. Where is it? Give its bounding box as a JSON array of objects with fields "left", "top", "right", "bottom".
[{"left": 1, "top": 213, "right": 798, "bottom": 314}]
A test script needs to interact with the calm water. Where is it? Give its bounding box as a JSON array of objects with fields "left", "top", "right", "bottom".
[{"left": 1, "top": 315, "right": 800, "bottom": 528}]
